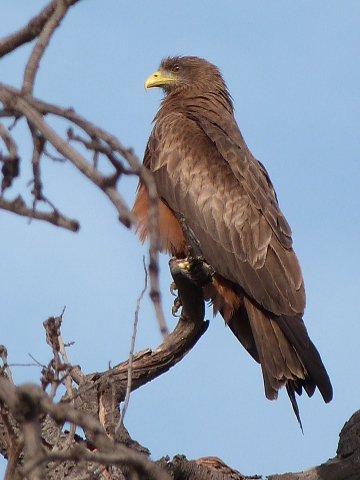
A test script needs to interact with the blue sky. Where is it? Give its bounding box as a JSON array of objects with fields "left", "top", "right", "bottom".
[{"left": 1, "top": 1, "right": 359, "bottom": 477}]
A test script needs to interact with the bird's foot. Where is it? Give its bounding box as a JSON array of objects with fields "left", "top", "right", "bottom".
[
  {"left": 169, "top": 256, "right": 214, "bottom": 316},
  {"left": 170, "top": 256, "right": 214, "bottom": 288},
  {"left": 183, "top": 255, "right": 215, "bottom": 287},
  {"left": 170, "top": 281, "right": 178, "bottom": 296},
  {"left": 172, "top": 296, "right": 182, "bottom": 316}
]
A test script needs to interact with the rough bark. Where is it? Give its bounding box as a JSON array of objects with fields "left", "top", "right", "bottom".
[
  {"left": 0, "top": 258, "right": 210, "bottom": 479},
  {"left": 1, "top": 260, "right": 359, "bottom": 478}
]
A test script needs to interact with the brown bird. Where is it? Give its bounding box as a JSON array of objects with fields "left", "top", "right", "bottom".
[{"left": 132, "top": 56, "right": 332, "bottom": 426}]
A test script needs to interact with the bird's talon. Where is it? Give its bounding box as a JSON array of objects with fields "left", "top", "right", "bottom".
[
  {"left": 172, "top": 296, "right": 182, "bottom": 316},
  {"left": 170, "top": 281, "right": 178, "bottom": 296}
]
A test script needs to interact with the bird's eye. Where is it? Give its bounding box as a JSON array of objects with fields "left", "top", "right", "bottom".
[{"left": 172, "top": 64, "right": 181, "bottom": 73}]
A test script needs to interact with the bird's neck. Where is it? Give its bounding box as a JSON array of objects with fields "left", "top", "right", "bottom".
[{"left": 157, "top": 86, "right": 233, "bottom": 121}]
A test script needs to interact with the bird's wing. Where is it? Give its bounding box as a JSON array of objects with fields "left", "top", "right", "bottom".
[
  {"left": 148, "top": 111, "right": 305, "bottom": 316},
  {"left": 184, "top": 97, "right": 293, "bottom": 248}
]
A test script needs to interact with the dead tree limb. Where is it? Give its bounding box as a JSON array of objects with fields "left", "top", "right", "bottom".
[
  {"left": 0, "top": 0, "right": 167, "bottom": 336},
  {"left": 0, "top": 251, "right": 209, "bottom": 478},
  {"left": 1, "top": 251, "right": 357, "bottom": 478}
]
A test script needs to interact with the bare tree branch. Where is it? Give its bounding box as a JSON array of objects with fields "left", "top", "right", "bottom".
[
  {"left": 0, "top": 379, "right": 172, "bottom": 480},
  {"left": 82, "top": 258, "right": 208, "bottom": 405},
  {"left": 0, "top": 79, "right": 169, "bottom": 335},
  {"left": 0, "top": 260, "right": 359, "bottom": 479},
  {"left": 0, "top": 0, "right": 168, "bottom": 337},
  {"left": 0, "top": 254, "right": 210, "bottom": 478},
  {"left": 0, "top": 123, "right": 17, "bottom": 159},
  {"left": 0, "top": 122, "right": 19, "bottom": 191},
  {"left": 22, "top": 0, "right": 76, "bottom": 95},
  {"left": 0, "top": 0, "right": 59, "bottom": 59},
  {"left": 0, "top": 195, "right": 79, "bottom": 231}
]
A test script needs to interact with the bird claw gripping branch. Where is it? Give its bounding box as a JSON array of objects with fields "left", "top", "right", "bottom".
[{"left": 170, "top": 256, "right": 214, "bottom": 316}]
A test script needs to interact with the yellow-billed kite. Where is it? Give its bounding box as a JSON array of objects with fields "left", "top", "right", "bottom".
[{"left": 133, "top": 56, "right": 332, "bottom": 425}]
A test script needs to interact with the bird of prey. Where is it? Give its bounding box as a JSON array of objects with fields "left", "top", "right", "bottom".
[{"left": 132, "top": 56, "right": 332, "bottom": 425}]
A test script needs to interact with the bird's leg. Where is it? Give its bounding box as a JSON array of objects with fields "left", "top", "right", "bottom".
[
  {"left": 170, "top": 214, "right": 215, "bottom": 316},
  {"left": 177, "top": 214, "right": 203, "bottom": 259},
  {"left": 170, "top": 257, "right": 184, "bottom": 316},
  {"left": 172, "top": 295, "right": 182, "bottom": 317},
  {"left": 170, "top": 281, "right": 178, "bottom": 296},
  {"left": 177, "top": 213, "right": 215, "bottom": 285}
]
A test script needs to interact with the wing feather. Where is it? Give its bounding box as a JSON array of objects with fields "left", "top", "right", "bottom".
[
  {"left": 244, "top": 297, "right": 305, "bottom": 400},
  {"left": 185, "top": 104, "right": 294, "bottom": 249},
  {"left": 148, "top": 112, "right": 304, "bottom": 316}
]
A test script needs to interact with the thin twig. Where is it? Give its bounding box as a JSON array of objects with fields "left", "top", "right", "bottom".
[
  {"left": 116, "top": 257, "right": 148, "bottom": 435},
  {"left": 54, "top": 307, "right": 78, "bottom": 451},
  {"left": 43, "top": 147, "right": 66, "bottom": 162},
  {"left": 0, "top": 80, "right": 168, "bottom": 337},
  {"left": 0, "top": 346, "right": 14, "bottom": 385},
  {"left": 22, "top": 0, "right": 78, "bottom": 95},
  {"left": 0, "top": 196, "right": 79, "bottom": 231},
  {"left": 67, "top": 128, "right": 134, "bottom": 176},
  {"left": 12, "top": 94, "right": 135, "bottom": 227},
  {"left": 28, "top": 122, "right": 45, "bottom": 205},
  {"left": 6, "top": 363, "right": 42, "bottom": 368},
  {"left": 142, "top": 166, "right": 169, "bottom": 340},
  {"left": 27, "top": 354, "right": 47, "bottom": 368},
  {"left": 0, "top": 1, "right": 59, "bottom": 59},
  {"left": 0, "top": 123, "right": 18, "bottom": 159}
]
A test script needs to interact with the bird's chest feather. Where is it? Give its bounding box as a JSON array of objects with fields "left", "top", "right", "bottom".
[{"left": 150, "top": 114, "right": 242, "bottom": 214}]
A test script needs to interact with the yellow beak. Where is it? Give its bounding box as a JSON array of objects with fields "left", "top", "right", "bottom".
[{"left": 144, "top": 70, "right": 177, "bottom": 91}]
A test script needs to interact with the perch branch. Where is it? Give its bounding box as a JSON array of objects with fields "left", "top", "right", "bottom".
[{"left": 78, "top": 257, "right": 209, "bottom": 410}]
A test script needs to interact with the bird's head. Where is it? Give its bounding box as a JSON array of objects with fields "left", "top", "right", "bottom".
[{"left": 144, "top": 56, "right": 232, "bottom": 109}]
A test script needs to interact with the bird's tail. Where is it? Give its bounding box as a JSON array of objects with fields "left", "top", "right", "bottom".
[
  {"left": 274, "top": 313, "right": 333, "bottom": 404},
  {"left": 227, "top": 296, "right": 332, "bottom": 427}
]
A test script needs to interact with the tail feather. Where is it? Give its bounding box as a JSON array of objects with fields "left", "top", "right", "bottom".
[
  {"left": 286, "top": 382, "right": 303, "bottom": 432},
  {"left": 243, "top": 297, "right": 305, "bottom": 401},
  {"left": 226, "top": 303, "right": 260, "bottom": 363},
  {"left": 226, "top": 295, "right": 333, "bottom": 426},
  {"left": 274, "top": 315, "right": 333, "bottom": 403}
]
